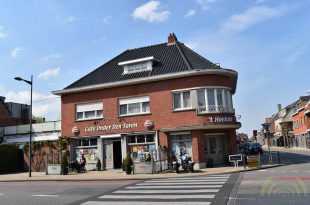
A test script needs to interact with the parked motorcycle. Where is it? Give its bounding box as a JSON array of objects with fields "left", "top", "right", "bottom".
[
  {"left": 68, "top": 160, "right": 86, "bottom": 173},
  {"left": 179, "top": 151, "right": 195, "bottom": 173}
]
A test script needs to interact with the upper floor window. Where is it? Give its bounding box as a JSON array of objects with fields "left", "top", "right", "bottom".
[
  {"left": 173, "top": 91, "right": 191, "bottom": 110},
  {"left": 119, "top": 56, "right": 154, "bottom": 74},
  {"left": 76, "top": 102, "right": 103, "bottom": 121},
  {"left": 119, "top": 96, "right": 150, "bottom": 116},
  {"left": 197, "top": 88, "right": 233, "bottom": 114}
]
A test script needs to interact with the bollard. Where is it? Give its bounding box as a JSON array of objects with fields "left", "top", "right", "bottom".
[{"left": 277, "top": 151, "right": 281, "bottom": 164}]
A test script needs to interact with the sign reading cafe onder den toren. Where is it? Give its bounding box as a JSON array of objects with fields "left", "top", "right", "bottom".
[{"left": 85, "top": 123, "right": 138, "bottom": 132}]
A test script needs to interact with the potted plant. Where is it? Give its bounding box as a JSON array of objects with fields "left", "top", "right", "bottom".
[
  {"left": 206, "top": 158, "right": 214, "bottom": 168},
  {"left": 124, "top": 153, "right": 133, "bottom": 175},
  {"left": 122, "top": 158, "right": 125, "bottom": 171},
  {"left": 96, "top": 159, "right": 102, "bottom": 171},
  {"left": 61, "top": 153, "right": 69, "bottom": 175}
]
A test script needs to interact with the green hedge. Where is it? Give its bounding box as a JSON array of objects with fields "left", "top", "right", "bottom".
[{"left": 0, "top": 144, "right": 19, "bottom": 174}]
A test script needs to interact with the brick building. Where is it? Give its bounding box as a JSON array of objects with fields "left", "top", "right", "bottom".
[
  {"left": 0, "top": 96, "right": 30, "bottom": 127},
  {"left": 53, "top": 34, "right": 241, "bottom": 169}
]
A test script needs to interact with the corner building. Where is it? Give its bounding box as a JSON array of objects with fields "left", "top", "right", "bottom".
[{"left": 53, "top": 34, "right": 241, "bottom": 170}]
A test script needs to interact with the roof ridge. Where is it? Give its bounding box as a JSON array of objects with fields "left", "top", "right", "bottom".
[
  {"left": 180, "top": 43, "right": 220, "bottom": 69},
  {"left": 175, "top": 40, "right": 193, "bottom": 70},
  {"left": 127, "top": 42, "right": 167, "bottom": 51}
]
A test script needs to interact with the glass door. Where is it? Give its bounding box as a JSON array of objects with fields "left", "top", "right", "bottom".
[{"left": 205, "top": 135, "right": 224, "bottom": 165}]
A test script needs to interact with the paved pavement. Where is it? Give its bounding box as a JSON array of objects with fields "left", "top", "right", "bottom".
[
  {"left": 77, "top": 174, "right": 235, "bottom": 205},
  {"left": 0, "top": 165, "right": 279, "bottom": 182}
]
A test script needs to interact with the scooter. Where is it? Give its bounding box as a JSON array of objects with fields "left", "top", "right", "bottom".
[
  {"left": 68, "top": 160, "right": 86, "bottom": 173},
  {"left": 179, "top": 152, "right": 195, "bottom": 173}
]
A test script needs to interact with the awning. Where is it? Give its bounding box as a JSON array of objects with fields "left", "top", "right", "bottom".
[
  {"left": 100, "top": 134, "right": 121, "bottom": 139},
  {"left": 161, "top": 122, "right": 241, "bottom": 132}
]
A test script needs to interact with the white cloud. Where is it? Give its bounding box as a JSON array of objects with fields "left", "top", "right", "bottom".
[
  {"left": 220, "top": 6, "right": 284, "bottom": 33},
  {"left": 185, "top": 9, "right": 196, "bottom": 17},
  {"left": 132, "top": 1, "right": 170, "bottom": 23},
  {"left": 0, "top": 25, "right": 7, "bottom": 39},
  {"left": 196, "top": 0, "right": 217, "bottom": 10},
  {"left": 40, "top": 53, "right": 63, "bottom": 62},
  {"left": 11, "top": 47, "right": 24, "bottom": 58},
  {"left": 102, "top": 16, "right": 112, "bottom": 23},
  {"left": 38, "top": 67, "right": 60, "bottom": 80}
]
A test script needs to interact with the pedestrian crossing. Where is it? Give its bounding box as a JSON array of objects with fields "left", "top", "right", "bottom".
[{"left": 81, "top": 174, "right": 231, "bottom": 205}]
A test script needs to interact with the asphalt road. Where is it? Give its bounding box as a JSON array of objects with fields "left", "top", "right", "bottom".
[
  {"left": 229, "top": 148, "right": 310, "bottom": 205},
  {"left": 0, "top": 180, "right": 136, "bottom": 205}
]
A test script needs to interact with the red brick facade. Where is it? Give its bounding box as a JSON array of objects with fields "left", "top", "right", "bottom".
[{"left": 60, "top": 73, "right": 240, "bottom": 168}]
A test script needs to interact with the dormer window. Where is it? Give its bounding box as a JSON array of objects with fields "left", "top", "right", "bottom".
[{"left": 119, "top": 56, "right": 154, "bottom": 74}]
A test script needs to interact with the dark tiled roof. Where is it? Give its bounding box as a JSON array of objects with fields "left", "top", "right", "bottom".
[{"left": 65, "top": 41, "right": 220, "bottom": 90}]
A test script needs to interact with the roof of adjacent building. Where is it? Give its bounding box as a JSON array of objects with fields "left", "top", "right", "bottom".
[{"left": 53, "top": 33, "right": 238, "bottom": 95}]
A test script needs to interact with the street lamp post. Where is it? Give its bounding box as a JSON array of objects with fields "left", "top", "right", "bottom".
[
  {"left": 262, "top": 122, "right": 272, "bottom": 165},
  {"left": 14, "top": 75, "right": 33, "bottom": 177}
]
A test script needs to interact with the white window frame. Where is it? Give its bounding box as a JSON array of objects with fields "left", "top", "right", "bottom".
[
  {"left": 75, "top": 102, "right": 103, "bottom": 121},
  {"left": 119, "top": 96, "right": 151, "bottom": 117},
  {"left": 197, "top": 88, "right": 233, "bottom": 113},
  {"left": 173, "top": 91, "right": 192, "bottom": 111}
]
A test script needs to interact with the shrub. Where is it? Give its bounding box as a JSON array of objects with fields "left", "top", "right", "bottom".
[
  {"left": 0, "top": 144, "right": 19, "bottom": 174},
  {"left": 96, "top": 159, "right": 102, "bottom": 171},
  {"left": 206, "top": 158, "right": 214, "bottom": 168},
  {"left": 124, "top": 153, "right": 133, "bottom": 174}
]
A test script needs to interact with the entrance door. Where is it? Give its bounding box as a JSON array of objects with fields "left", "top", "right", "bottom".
[
  {"left": 205, "top": 135, "right": 224, "bottom": 165},
  {"left": 113, "top": 141, "right": 122, "bottom": 169}
]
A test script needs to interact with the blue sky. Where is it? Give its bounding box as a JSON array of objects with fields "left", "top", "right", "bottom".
[{"left": 0, "top": 0, "right": 309, "bottom": 136}]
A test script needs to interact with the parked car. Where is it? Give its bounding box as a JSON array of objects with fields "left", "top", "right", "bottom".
[{"left": 247, "top": 142, "right": 263, "bottom": 155}]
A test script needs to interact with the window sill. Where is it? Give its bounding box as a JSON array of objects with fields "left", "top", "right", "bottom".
[
  {"left": 172, "top": 108, "right": 195, "bottom": 113},
  {"left": 119, "top": 112, "right": 152, "bottom": 118},
  {"left": 75, "top": 117, "right": 104, "bottom": 122}
]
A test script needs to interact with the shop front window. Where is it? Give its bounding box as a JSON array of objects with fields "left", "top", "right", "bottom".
[
  {"left": 127, "top": 133, "right": 156, "bottom": 162},
  {"left": 74, "top": 138, "right": 98, "bottom": 164},
  {"left": 170, "top": 133, "right": 193, "bottom": 158}
]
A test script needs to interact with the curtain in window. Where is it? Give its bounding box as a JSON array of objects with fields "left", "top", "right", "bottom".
[
  {"left": 217, "top": 89, "right": 223, "bottom": 106},
  {"left": 197, "top": 90, "right": 206, "bottom": 106},
  {"left": 128, "top": 103, "right": 141, "bottom": 113},
  {"left": 85, "top": 111, "right": 96, "bottom": 118},
  {"left": 207, "top": 89, "right": 215, "bottom": 106},
  {"left": 183, "top": 91, "right": 191, "bottom": 108},
  {"left": 173, "top": 93, "right": 181, "bottom": 109},
  {"left": 142, "top": 102, "right": 150, "bottom": 112},
  {"left": 120, "top": 104, "right": 127, "bottom": 115}
]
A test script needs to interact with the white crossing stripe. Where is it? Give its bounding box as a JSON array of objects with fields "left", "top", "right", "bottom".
[
  {"left": 99, "top": 194, "right": 215, "bottom": 199},
  {"left": 33, "top": 195, "right": 58, "bottom": 197},
  {"left": 0, "top": 193, "right": 3, "bottom": 196},
  {"left": 145, "top": 179, "right": 227, "bottom": 183},
  {"left": 114, "top": 189, "right": 219, "bottom": 194},
  {"left": 126, "top": 185, "right": 223, "bottom": 189},
  {"left": 82, "top": 202, "right": 211, "bottom": 205},
  {"left": 163, "top": 176, "right": 229, "bottom": 180},
  {"left": 137, "top": 181, "right": 226, "bottom": 185}
]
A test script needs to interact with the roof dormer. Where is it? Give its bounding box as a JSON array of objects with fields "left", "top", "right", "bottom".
[{"left": 119, "top": 56, "right": 155, "bottom": 74}]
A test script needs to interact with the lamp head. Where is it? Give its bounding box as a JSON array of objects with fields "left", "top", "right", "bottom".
[{"left": 14, "top": 77, "right": 23, "bottom": 81}]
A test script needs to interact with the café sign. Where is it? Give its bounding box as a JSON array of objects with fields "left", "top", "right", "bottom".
[
  {"left": 208, "top": 115, "right": 235, "bottom": 123},
  {"left": 85, "top": 123, "right": 138, "bottom": 132}
]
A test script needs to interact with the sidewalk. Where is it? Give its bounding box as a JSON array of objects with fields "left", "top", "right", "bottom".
[
  {"left": 0, "top": 164, "right": 281, "bottom": 182},
  {"left": 263, "top": 145, "right": 310, "bottom": 152}
]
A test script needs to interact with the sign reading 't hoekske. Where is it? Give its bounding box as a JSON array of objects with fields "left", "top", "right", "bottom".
[
  {"left": 85, "top": 123, "right": 138, "bottom": 132},
  {"left": 208, "top": 115, "right": 235, "bottom": 123}
]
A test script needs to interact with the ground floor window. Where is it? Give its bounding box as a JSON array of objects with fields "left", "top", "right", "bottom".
[
  {"left": 170, "top": 132, "right": 193, "bottom": 158},
  {"left": 127, "top": 133, "right": 156, "bottom": 162},
  {"left": 74, "top": 138, "right": 98, "bottom": 164}
]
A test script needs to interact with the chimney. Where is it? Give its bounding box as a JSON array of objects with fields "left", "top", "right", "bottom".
[
  {"left": 277, "top": 104, "right": 282, "bottom": 112},
  {"left": 167, "top": 33, "right": 177, "bottom": 45}
]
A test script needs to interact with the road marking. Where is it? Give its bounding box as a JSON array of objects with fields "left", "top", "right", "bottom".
[
  {"left": 82, "top": 202, "right": 211, "bottom": 205},
  {"left": 145, "top": 179, "right": 228, "bottom": 183},
  {"left": 32, "top": 195, "right": 58, "bottom": 197},
  {"left": 0, "top": 193, "right": 3, "bottom": 196},
  {"left": 258, "top": 169, "right": 267, "bottom": 172},
  {"left": 114, "top": 189, "right": 220, "bottom": 194},
  {"left": 99, "top": 194, "right": 215, "bottom": 199},
  {"left": 228, "top": 197, "right": 256, "bottom": 200},
  {"left": 126, "top": 185, "right": 223, "bottom": 189},
  {"left": 304, "top": 171, "right": 310, "bottom": 173},
  {"left": 137, "top": 182, "right": 226, "bottom": 185},
  {"left": 166, "top": 176, "right": 229, "bottom": 180},
  {"left": 292, "top": 171, "right": 299, "bottom": 173}
]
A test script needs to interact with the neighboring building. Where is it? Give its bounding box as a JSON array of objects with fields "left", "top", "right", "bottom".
[
  {"left": 0, "top": 96, "right": 30, "bottom": 126},
  {"left": 0, "top": 121, "right": 61, "bottom": 171},
  {"left": 53, "top": 33, "right": 241, "bottom": 169},
  {"left": 292, "top": 96, "right": 310, "bottom": 148}
]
